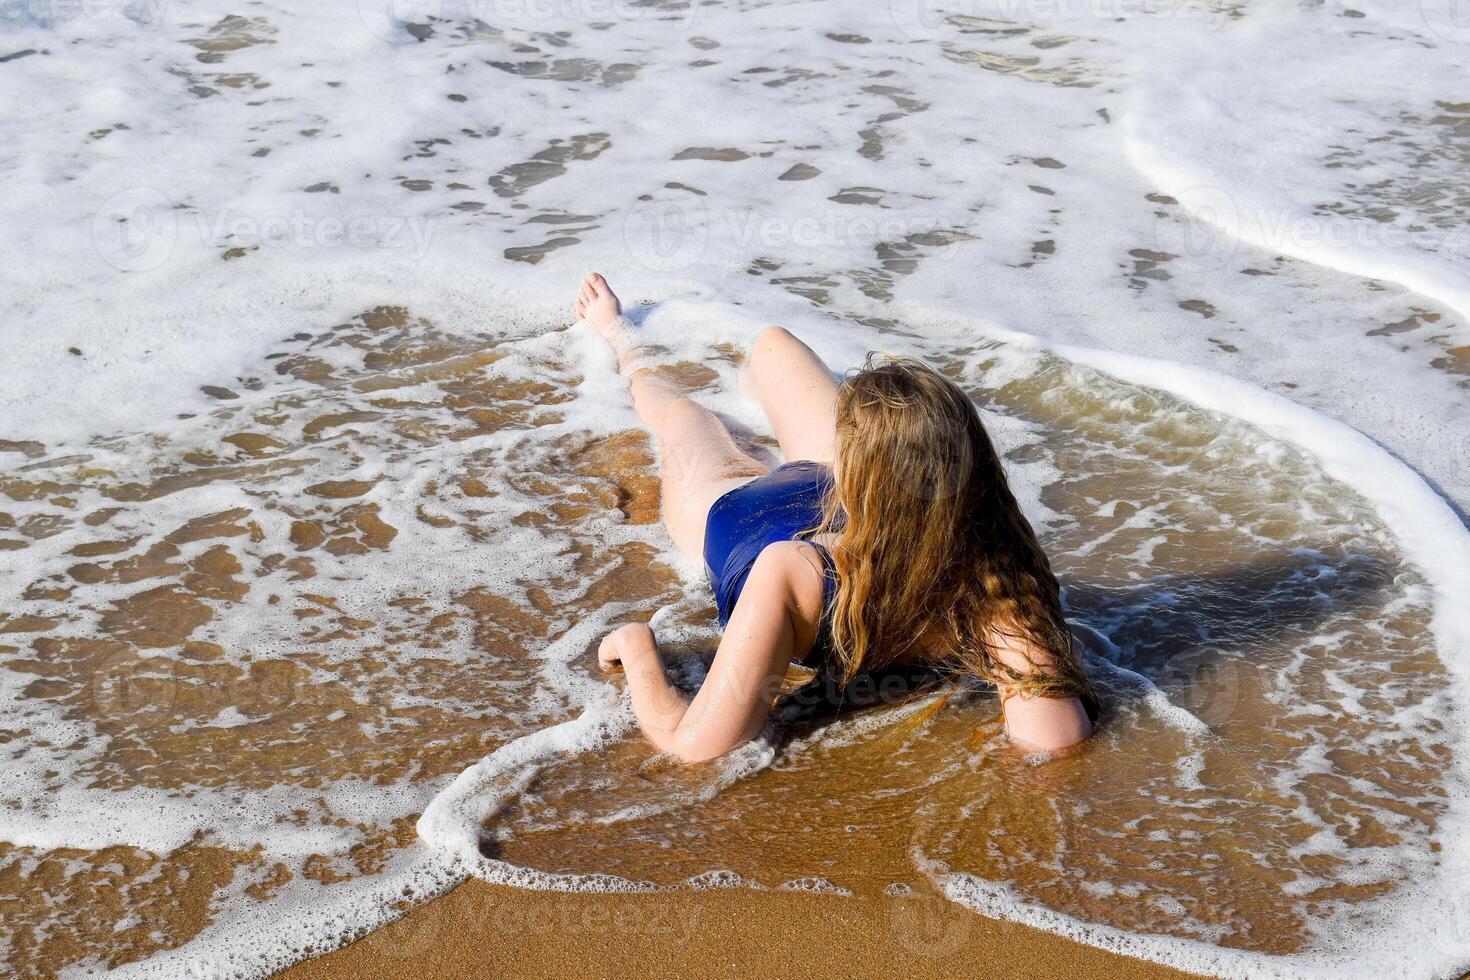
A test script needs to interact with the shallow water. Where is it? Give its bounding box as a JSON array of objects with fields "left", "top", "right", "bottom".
[
  {"left": 0, "top": 309, "right": 1456, "bottom": 975},
  {"left": 486, "top": 347, "right": 1452, "bottom": 956},
  {"left": 2, "top": 0, "right": 1469, "bottom": 977}
]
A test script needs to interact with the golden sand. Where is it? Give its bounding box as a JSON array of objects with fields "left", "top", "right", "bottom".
[{"left": 278, "top": 880, "right": 1199, "bottom": 979}]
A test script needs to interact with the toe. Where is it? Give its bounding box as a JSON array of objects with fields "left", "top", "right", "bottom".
[{"left": 590, "top": 273, "right": 607, "bottom": 295}]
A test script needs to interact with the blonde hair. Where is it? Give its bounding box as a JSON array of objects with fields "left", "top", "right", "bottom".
[{"left": 813, "top": 355, "right": 1094, "bottom": 708}]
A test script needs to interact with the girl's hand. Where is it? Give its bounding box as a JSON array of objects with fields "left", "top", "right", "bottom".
[{"left": 597, "top": 623, "right": 656, "bottom": 672}]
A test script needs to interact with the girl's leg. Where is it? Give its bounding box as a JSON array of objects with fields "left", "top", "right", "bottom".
[
  {"left": 576, "top": 274, "right": 768, "bottom": 557},
  {"left": 742, "top": 326, "right": 840, "bottom": 464}
]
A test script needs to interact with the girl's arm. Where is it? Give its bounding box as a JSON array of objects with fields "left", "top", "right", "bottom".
[
  {"left": 999, "top": 687, "right": 1092, "bottom": 752},
  {"left": 598, "top": 542, "right": 823, "bottom": 762},
  {"left": 988, "top": 629, "right": 1093, "bottom": 752}
]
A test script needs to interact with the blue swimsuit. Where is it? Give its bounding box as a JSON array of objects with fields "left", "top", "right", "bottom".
[
  {"left": 703, "top": 466, "right": 1103, "bottom": 723},
  {"left": 703, "top": 461, "right": 838, "bottom": 668}
]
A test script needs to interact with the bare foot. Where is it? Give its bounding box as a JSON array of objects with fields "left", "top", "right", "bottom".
[
  {"left": 575, "top": 272, "right": 649, "bottom": 376},
  {"left": 574, "top": 272, "right": 623, "bottom": 336}
]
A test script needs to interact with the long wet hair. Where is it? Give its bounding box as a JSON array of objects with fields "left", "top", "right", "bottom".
[{"left": 812, "top": 355, "right": 1094, "bottom": 706}]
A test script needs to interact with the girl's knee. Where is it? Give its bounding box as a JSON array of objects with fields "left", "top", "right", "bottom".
[
  {"left": 750, "top": 325, "right": 798, "bottom": 376},
  {"left": 754, "top": 325, "right": 796, "bottom": 353},
  {"left": 658, "top": 396, "right": 711, "bottom": 432}
]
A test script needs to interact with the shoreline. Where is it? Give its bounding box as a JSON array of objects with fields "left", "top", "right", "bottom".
[{"left": 277, "top": 879, "right": 1201, "bottom": 979}]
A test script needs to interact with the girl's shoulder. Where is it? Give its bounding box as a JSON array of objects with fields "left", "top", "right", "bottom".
[{"left": 751, "top": 540, "right": 830, "bottom": 626}]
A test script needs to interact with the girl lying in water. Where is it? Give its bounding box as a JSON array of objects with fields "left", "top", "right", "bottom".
[{"left": 576, "top": 273, "right": 1097, "bottom": 761}]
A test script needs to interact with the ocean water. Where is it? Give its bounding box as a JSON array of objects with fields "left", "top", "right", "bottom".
[{"left": 1, "top": 0, "right": 1468, "bottom": 977}]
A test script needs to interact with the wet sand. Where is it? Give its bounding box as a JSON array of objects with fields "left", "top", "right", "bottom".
[
  {"left": 278, "top": 880, "right": 1198, "bottom": 979},
  {"left": 1, "top": 308, "right": 1451, "bottom": 975}
]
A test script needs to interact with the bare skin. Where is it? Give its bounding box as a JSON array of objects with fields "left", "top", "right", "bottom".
[{"left": 576, "top": 273, "right": 1091, "bottom": 760}]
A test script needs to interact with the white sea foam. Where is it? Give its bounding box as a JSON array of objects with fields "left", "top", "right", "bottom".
[
  {"left": 99, "top": 847, "right": 461, "bottom": 980},
  {"left": 3, "top": 0, "right": 1470, "bottom": 975},
  {"left": 1125, "top": 1, "right": 1470, "bottom": 324}
]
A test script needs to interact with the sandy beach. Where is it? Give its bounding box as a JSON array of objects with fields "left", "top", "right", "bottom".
[
  {"left": 5, "top": 0, "right": 1470, "bottom": 976},
  {"left": 280, "top": 881, "right": 1196, "bottom": 979}
]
